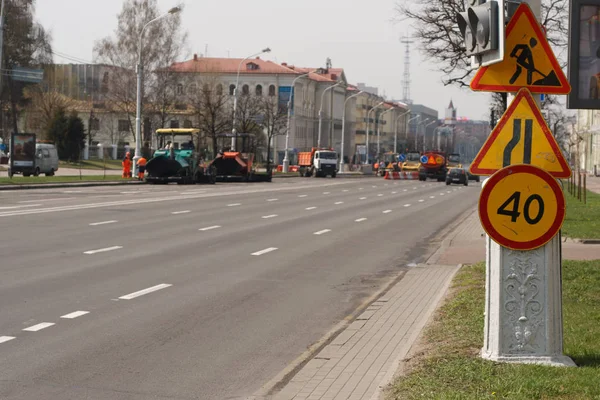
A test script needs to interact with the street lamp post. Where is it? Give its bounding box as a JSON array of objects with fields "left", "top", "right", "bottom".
[
  {"left": 134, "top": 6, "right": 181, "bottom": 177},
  {"left": 424, "top": 119, "right": 437, "bottom": 152},
  {"left": 406, "top": 115, "right": 420, "bottom": 151},
  {"left": 377, "top": 106, "right": 395, "bottom": 156},
  {"left": 231, "top": 47, "right": 271, "bottom": 151},
  {"left": 282, "top": 71, "right": 315, "bottom": 173},
  {"left": 394, "top": 110, "right": 411, "bottom": 154},
  {"left": 339, "top": 90, "right": 363, "bottom": 173},
  {"left": 417, "top": 118, "right": 430, "bottom": 150},
  {"left": 318, "top": 81, "right": 343, "bottom": 148},
  {"left": 365, "top": 101, "right": 385, "bottom": 164}
]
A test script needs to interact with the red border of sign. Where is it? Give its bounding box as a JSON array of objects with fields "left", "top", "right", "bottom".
[
  {"left": 470, "top": 88, "right": 571, "bottom": 178},
  {"left": 479, "top": 164, "right": 565, "bottom": 250},
  {"left": 470, "top": 3, "right": 571, "bottom": 94}
]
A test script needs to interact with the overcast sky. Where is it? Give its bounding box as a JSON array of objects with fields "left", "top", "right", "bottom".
[{"left": 36, "top": 0, "right": 492, "bottom": 121}]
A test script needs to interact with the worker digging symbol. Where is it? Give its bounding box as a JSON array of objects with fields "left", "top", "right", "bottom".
[{"left": 509, "top": 37, "right": 560, "bottom": 86}]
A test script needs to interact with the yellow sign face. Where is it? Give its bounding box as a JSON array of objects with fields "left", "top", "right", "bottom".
[
  {"left": 479, "top": 164, "right": 565, "bottom": 250},
  {"left": 469, "top": 88, "right": 571, "bottom": 178},
  {"left": 470, "top": 3, "right": 571, "bottom": 94}
]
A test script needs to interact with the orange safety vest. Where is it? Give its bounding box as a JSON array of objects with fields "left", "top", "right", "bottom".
[
  {"left": 137, "top": 157, "right": 147, "bottom": 167},
  {"left": 122, "top": 158, "right": 131, "bottom": 169}
]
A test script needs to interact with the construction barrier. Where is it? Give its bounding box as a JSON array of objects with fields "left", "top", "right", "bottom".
[
  {"left": 383, "top": 171, "right": 419, "bottom": 180},
  {"left": 276, "top": 165, "right": 300, "bottom": 172}
]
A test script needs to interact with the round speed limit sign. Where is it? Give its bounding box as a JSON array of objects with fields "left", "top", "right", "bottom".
[{"left": 479, "top": 164, "right": 566, "bottom": 250}]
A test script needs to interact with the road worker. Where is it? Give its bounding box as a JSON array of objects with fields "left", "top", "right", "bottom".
[
  {"left": 122, "top": 152, "right": 132, "bottom": 178},
  {"left": 137, "top": 156, "right": 147, "bottom": 181}
]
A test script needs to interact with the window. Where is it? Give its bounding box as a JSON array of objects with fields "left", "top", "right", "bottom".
[
  {"left": 101, "top": 72, "right": 109, "bottom": 94},
  {"left": 89, "top": 117, "right": 100, "bottom": 131},
  {"left": 42, "top": 149, "right": 50, "bottom": 158},
  {"left": 217, "top": 84, "right": 223, "bottom": 95},
  {"left": 242, "top": 84, "right": 249, "bottom": 95},
  {"left": 170, "top": 120, "right": 180, "bottom": 129},
  {"left": 183, "top": 120, "right": 192, "bottom": 128},
  {"left": 255, "top": 85, "right": 263, "bottom": 96},
  {"left": 118, "top": 119, "right": 129, "bottom": 132},
  {"left": 246, "top": 62, "right": 259, "bottom": 71},
  {"left": 229, "top": 84, "right": 235, "bottom": 95},
  {"left": 188, "top": 83, "right": 197, "bottom": 95},
  {"left": 176, "top": 83, "right": 184, "bottom": 95},
  {"left": 269, "top": 85, "right": 276, "bottom": 96}
]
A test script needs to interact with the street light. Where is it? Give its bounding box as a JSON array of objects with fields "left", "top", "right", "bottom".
[
  {"left": 339, "top": 89, "right": 363, "bottom": 173},
  {"left": 377, "top": 106, "right": 396, "bottom": 156},
  {"left": 424, "top": 119, "right": 438, "bottom": 151},
  {"left": 365, "top": 101, "right": 385, "bottom": 164},
  {"left": 282, "top": 70, "right": 316, "bottom": 173},
  {"left": 394, "top": 110, "right": 411, "bottom": 154},
  {"left": 406, "top": 115, "right": 420, "bottom": 151},
  {"left": 134, "top": 5, "right": 181, "bottom": 176},
  {"left": 318, "top": 81, "right": 344, "bottom": 148},
  {"left": 418, "top": 118, "right": 430, "bottom": 150},
  {"left": 231, "top": 47, "right": 271, "bottom": 151}
]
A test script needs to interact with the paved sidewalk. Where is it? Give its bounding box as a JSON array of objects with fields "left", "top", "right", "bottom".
[{"left": 253, "top": 264, "right": 459, "bottom": 400}]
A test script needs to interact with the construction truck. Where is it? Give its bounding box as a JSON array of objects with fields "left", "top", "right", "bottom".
[
  {"left": 209, "top": 151, "right": 272, "bottom": 182},
  {"left": 418, "top": 150, "right": 448, "bottom": 182},
  {"left": 145, "top": 129, "right": 216, "bottom": 184},
  {"left": 446, "top": 153, "right": 462, "bottom": 170},
  {"left": 298, "top": 147, "right": 338, "bottom": 178},
  {"left": 400, "top": 151, "right": 421, "bottom": 172}
]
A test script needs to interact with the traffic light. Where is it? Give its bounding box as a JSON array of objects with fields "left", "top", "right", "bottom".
[{"left": 457, "top": 0, "right": 505, "bottom": 67}]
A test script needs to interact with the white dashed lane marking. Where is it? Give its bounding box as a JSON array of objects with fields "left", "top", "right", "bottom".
[
  {"left": 430, "top": 196, "right": 435, "bottom": 199},
  {"left": 419, "top": 199, "right": 425, "bottom": 203},
  {"left": 119, "top": 284, "right": 172, "bottom": 300},
  {"left": 84, "top": 246, "right": 123, "bottom": 255},
  {"left": 383, "top": 210, "right": 392, "bottom": 214},
  {"left": 199, "top": 225, "right": 221, "bottom": 231},
  {"left": 171, "top": 210, "right": 191, "bottom": 215},
  {"left": 227, "top": 203, "right": 241, "bottom": 207},
  {"left": 298, "top": 195, "right": 308, "bottom": 198},
  {"left": 323, "top": 192, "right": 331, "bottom": 195},
  {"left": 314, "top": 229, "right": 331, "bottom": 235},
  {"left": 267, "top": 198, "right": 279, "bottom": 202},
  {"left": 355, "top": 218, "right": 367, "bottom": 222},
  {"left": 61, "top": 311, "right": 89, "bottom": 319},
  {"left": 89, "top": 220, "right": 118, "bottom": 226},
  {"left": 404, "top": 204, "right": 411, "bottom": 207},
  {"left": 377, "top": 194, "right": 383, "bottom": 197},
  {"left": 262, "top": 215, "right": 278, "bottom": 219},
  {"left": 335, "top": 201, "right": 344, "bottom": 205},
  {"left": 306, "top": 207, "right": 317, "bottom": 210},
  {"left": 251, "top": 247, "right": 278, "bottom": 256},
  {"left": 359, "top": 197, "right": 367, "bottom": 200},
  {"left": 0, "top": 336, "right": 16, "bottom": 344},
  {"left": 23, "top": 322, "right": 55, "bottom": 332}
]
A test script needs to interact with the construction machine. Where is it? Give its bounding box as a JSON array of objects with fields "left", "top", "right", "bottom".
[
  {"left": 400, "top": 151, "right": 421, "bottom": 172},
  {"left": 298, "top": 147, "right": 338, "bottom": 177},
  {"left": 209, "top": 151, "right": 272, "bottom": 182}
]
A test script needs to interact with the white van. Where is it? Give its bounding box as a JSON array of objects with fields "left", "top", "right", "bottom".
[{"left": 8, "top": 143, "right": 59, "bottom": 177}]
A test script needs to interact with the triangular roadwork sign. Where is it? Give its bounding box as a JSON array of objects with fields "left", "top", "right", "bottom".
[
  {"left": 470, "top": 3, "right": 571, "bottom": 94},
  {"left": 469, "top": 88, "right": 571, "bottom": 178}
]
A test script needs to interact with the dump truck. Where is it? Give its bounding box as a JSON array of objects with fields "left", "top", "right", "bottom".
[
  {"left": 145, "top": 129, "right": 216, "bottom": 184},
  {"left": 209, "top": 151, "right": 272, "bottom": 182},
  {"left": 298, "top": 147, "right": 338, "bottom": 177},
  {"left": 400, "top": 151, "right": 421, "bottom": 172},
  {"left": 418, "top": 150, "right": 447, "bottom": 182}
]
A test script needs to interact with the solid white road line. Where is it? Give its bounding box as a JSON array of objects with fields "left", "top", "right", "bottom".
[
  {"left": 171, "top": 210, "right": 191, "bottom": 215},
  {"left": 61, "top": 311, "right": 89, "bottom": 319},
  {"left": 298, "top": 195, "right": 307, "bottom": 198},
  {"left": 19, "top": 198, "right": 76, "bottom": 203},
  {"left": 262, "top": 214, "right": 278, "bottom": 219},
  {"left": 251, "top": 247, "right": 278, "bottom": 256},
  {"left": 23, "top": 322, "right": 55, "bottom": 332},
  {"left": 355, "top": 218, "right": 367, "bottom": 222},
  {"left": 383, "top": 210, "right": 392, "bottom": 214},
  {"left": 119, "top": 283, "right": 172, "bottom": 300},
  {"left": 228, "top": 203, "right": 241, "bottom": 207},
  {"left": 335, "top": 201, "right": 344, "bottom": 205},
  {"left": 0, "top": 204, "right": 42, "bottom": 210},
  {"left": 306, "top": 207, "right": 317, "bottom": 210},
  {"left": 314, "top": 229, "right": 331, "bottom": 235},
  {"left": 404, "top": 204, "right": 411, "bottom": 207},
  {"left": 199, "top": 225, "right": 221, "bottom": 231},
  {"left": 62, "top": 191, "right": 83, "bottom": 194},
  {"left": 0, "top": 336, "right": 15, "bottom": 344},
  {"left": 83, "top": 246, "right": 123, "bottom": 255},
  {"left": 267, "top": 198, "right": 279, "bottom": 202},
  {"left": 89, "top": 220, "right": 118, "bottom": 226}
]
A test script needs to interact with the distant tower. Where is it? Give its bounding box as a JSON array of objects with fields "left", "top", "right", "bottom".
[
  {"left": 400, "top": 35, "right": 414, "bottom": 104},
  {"left": 445, "top": 99, "right": 457, "bottom": 125},
  {"left": 326, "top": 57, "right": 332, "bottom": 70}
]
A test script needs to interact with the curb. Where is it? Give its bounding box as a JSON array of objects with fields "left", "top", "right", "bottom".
[{"left": 0, "top": 180, "right": 143, "bottom": 191}]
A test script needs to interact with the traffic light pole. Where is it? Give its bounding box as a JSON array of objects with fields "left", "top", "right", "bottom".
[{"left": 480, "top": 0, "right": 575, "bottom": 367}]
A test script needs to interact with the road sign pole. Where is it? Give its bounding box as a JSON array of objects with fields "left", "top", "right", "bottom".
[{"left": 481, "top": 0, "right": 575, "bottom": 367}]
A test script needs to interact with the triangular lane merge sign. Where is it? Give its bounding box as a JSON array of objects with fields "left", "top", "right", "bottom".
[
  {"left": 469, "top": 88, "right": 571, "bottom": 178},
  {"left": 470, "top": 3, "right": 570, "bottom": 94}
]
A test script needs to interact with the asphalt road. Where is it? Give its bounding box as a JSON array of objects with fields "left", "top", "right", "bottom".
[{"left": 0, "top": 177, "right": 478, "bottom": 400}]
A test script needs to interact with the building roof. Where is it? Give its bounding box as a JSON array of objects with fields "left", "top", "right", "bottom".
[
  {"left": 448, "top": 99, "right": 455, "bottom": 109},
  {"left": 170, "top": 55, "right": 300, "bottom": 75}
]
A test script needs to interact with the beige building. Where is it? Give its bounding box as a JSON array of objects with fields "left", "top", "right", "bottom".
[{"left": 574, "top": 110, "right": 600, "bottom": 176}]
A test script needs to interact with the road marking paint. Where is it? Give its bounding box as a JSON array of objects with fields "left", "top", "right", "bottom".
[
  {"left": 359, "top": 197, "right": 367, "bottom": 200},
  {"left": 372, "top": 185, "right": 377, "bottom": 188},
  {"left": 384, "top": 184, "right": 389, "bottom": 186},
  {"left": 404, "top": 204, "right": 411, "bottom": 207},
  {"left": 19, "top": 198, "right": 76, "bottom": 203},
  {"left": 403, "top": 189, "right": 407, "bottom": 192},
  {"left": 83, "top": 246, "right": 123, "bottom": 255},
  {"left": 430, "top": 196, "right": 435, "bottom": 199},
  {"left": 305, "top": 207, "right": 317, "bottom": 210},
  {"left": 0, "top": 336, "right": 16, "bottom": 344},
  {"left": 23, "top": 322, "right": 55, "bottom": 332},
  {"left": 227, "top": 203, "right": 241, "bottom": 207},
  {"left": 89, "top": 220, "right": 118, "bottom": 226},
  {"left": 314, "top": 229, "right": 331, "bottom": 235},
  {"left": 262, "top": 214, "right": 278, "bottom": 219},
  {"left": 180, "top": 190, "right": 207, "bottom": 195},
  {"left": 61, "top": 311, "right": 89, "bottom": 319},
  {"left": 323, "top": 192, "right": 331, "bottom": 195},
  {"left": 62, "top": 191, "right": 83, "bottom": 194},
  {"left": 267, "top": 198, "right": 279, "bottom": 202},
  {"left": 0, "top": 204, "right": 42, "bottom": 210},
  {"left": 342, "top": 189, "right": 349, "bottom": 192},
  {"left": 298, "top": 195, "right": 307, "bottom": 198},
  {"left": 119, "top": 283, "right": 172, "bottom": 300},
  {"left": 412, "top": 187, "right": 417, "bottom": 190},
  {"left": 377, "top": 194, "right": 383, "bottom": 197},
  {"left": 335, "top": 201, "right": 344, "bottom": 205},
  {"left": 199, "top": 225, "right": 221, "bottom": 231},
  {"left": 359, "top": 187, "right": 364, "bottom": 190},
  {"left": 440, "top": 193, "right": 445, "bottom": 196},
  {"left": 383, "top": 210, "right": 392, "bottom": 214},
  {"left": 355, "top": 218, "right": 367, "bottom": 222},
  {"left": 391, "top": 191, "right": 397, "bottom": 194},
  {"left": 419, "top": 199, "right": 425, "bottom": 203},
  {"left": 447, "top": 191, "right": 451, "bottom": 193},
  {"left": 251, "top": 247, "right": 278, "bottom": 256},
  {"left": 171, "top": 210, "right": 191, "bottom": 215}
]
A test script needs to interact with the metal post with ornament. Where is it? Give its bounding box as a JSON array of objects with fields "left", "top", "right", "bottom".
[{"left": 460, "top": 0, "right": 576, "bottom": 366}]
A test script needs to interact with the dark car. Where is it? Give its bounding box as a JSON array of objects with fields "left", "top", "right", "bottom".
[
  {"left": 446, "top": 167, "right": 468, "bottom": 186},
  {"left": 467, "top": 170, "right": 480, "bottom": 182}
]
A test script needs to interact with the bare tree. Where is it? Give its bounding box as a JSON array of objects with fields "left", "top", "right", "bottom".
[
  {"left": 259, "top": 95, "right": 287, "bottom": 172},
  {"left": 395, "top": 0, "right": 569, "bottom": 88},
  {"left": 93, "top": 0, "right": 187, "bottom": 145},
  {"left": 235, "top": 92, "right": 263, "bottom": 154},
  {"left": 23, "top": 85, "right": 74, "bottom": 135}
]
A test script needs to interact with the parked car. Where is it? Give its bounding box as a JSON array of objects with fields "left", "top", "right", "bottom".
[{"left": 446, "top": 167, "right": 468, "bottom": 186}]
